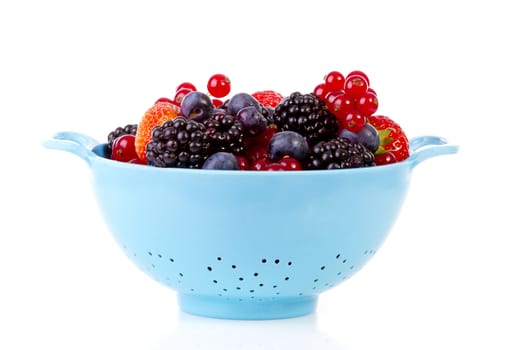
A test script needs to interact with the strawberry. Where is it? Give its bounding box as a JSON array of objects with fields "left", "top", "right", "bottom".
[
  {"left": 251, "top": 90, "right": 283, "bottom": 108},
  {"left": 368, "top": 115, "right": 409, "bottom": 164},
  {"left": 135, "top": 101, "right": 180, "bottom": 162}
]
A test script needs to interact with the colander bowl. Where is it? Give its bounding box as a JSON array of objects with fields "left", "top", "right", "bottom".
[{"left": 43, "top": 132, "right": 458, "bottom": 320}]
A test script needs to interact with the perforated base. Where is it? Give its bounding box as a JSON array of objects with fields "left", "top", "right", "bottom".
[{"left": 178, "top": 294, "right": 318, "bottom": 320}]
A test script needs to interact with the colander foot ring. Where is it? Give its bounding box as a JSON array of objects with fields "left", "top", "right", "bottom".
[{"left": 178, "top": 294, "right": 318, "bottom": 320}]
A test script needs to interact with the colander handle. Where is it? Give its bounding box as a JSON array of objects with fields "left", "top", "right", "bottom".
[
  {"left": 408, "top": 135, "right": 459, "bottom": 168},
  {"left": 42, "top": 131, "right": 100, "bottom": 166}
]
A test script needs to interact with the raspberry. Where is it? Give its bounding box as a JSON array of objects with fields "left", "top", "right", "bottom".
[
  {"left": 368, "top": 115, "right": 410, "bottom": 163},
  {"left": 135, "top": 101, "right": 180, "bottom": 162},
  {"left": 251, "top": 90, "right": 284, "bottom": 108}
]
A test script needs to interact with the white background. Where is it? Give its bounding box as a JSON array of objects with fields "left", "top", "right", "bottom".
[{"left": 1, "top": 1, "right": 512, "bottom": 349}]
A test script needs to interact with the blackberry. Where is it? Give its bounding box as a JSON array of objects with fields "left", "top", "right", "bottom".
[
  {"left": 107, "top": 124, "right": 138, "bottom": 151},
  {"left": 146, "top": 117, "right": 211, "bottom": 168},
  {"left": 306, "top": 138, "right": 375, "bottom": 170},
  {"left": 203, "top": 112, "right": 244, "bottom": 154},
  {"left": 273, "top": 92, "right": 338, "bottom": 146},
  {"left": 261, "top": 105, "right": 275, "bottom": 125}
]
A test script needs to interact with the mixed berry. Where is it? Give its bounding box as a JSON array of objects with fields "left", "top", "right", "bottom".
[{"left": 107, "top": 71, "right": 410, "bottom": 170}]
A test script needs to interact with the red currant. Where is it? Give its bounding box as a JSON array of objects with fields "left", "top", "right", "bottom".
[
  {"left": 154, "top": 97, "right": 173, "bottom": 105},
  {"left": 325, "top": 90, "right": 344, "bottom": 106},
  {"left": 356, "top": 92, "right": 379, "bottom": 116},
  {"left": 176, "top": 82, "right": 196, "bottom": 92},
  {"left": 324, "top": 71, "right": 345, "bottom": 91},
  {"left": 245, "top": 145, "right": 269, "bottom": 164},
  {"left": 236, "top": 156, "right": 249, "bottom": 170},
  {"left": 251, "top": 158, "right": 269, "bottom": 171},
  {"left": 344, "top": 75, "right": 368, "bottom": 98},
  {"left": 266, "top": 163, "right": 285, "bottom": 171},
  {"left": 342, "top": 110, "right": 366, "bottom": 132},
  {"left": 253, "top": 125, "right": 278, "bottom": 147},
  {"left": 278, "top": 157, "right": 303, "bottom": 170},
  {"left": 207, "top": 73, "right": 231, "bottom": 98},
  {"left": 346, "top": 70, "right": 370, "bottom": 86},
  {"left": 375, "top": 152, "right": 397, "bottom": 166},
  {"left": 313, "top": 83, "right": 329, "bottom": 100},
  {"left": 329, "top": 92, "right": 354, "bottom": 119},
  {"left": 111, "top": 134, "right": 137, "bottom": 162},
  {"left": 212, "top": 98, "right": 224, "bottom": 108},
  {"left": 174, "top": 88, "right": 192, "bottom": 105},
  {"left": 367, "top": 87, "right": 377, "bottom": 97}
]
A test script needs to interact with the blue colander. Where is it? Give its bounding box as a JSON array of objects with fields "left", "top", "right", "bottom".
[{"left": 43, "top": 132, "right": 458, "bottom": 320}]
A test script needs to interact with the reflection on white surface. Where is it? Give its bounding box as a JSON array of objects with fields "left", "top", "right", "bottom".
[{"left": 151, "top": 312, "right": 346, "bottom": 350}]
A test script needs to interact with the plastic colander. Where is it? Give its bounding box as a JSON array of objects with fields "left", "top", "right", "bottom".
[{"left": 43, "top": 131, "right": 458, "bottom": 320}]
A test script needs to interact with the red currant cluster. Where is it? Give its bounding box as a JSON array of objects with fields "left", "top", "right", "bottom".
[{"left": 313, "top": 70, "right": 378, "bottom": 133}]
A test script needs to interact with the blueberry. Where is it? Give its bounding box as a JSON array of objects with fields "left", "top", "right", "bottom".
[
  {"left": 181, "top": 91, "right": 213, "bottom": 122},
  {"left": 268, "top": 131, "right": 309, "bottom": 162},
  {"left": 226, "top": 93, "right": 262, "bottom": 116},
  {"left": 236, "top": 106, "right": 267, "bottom": 136},
  {"left": 340, "top": 123, "right": 380, "bottom": 152},
  {"left": 202, "top": 152, "right": 240, "bottom": 170}
]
